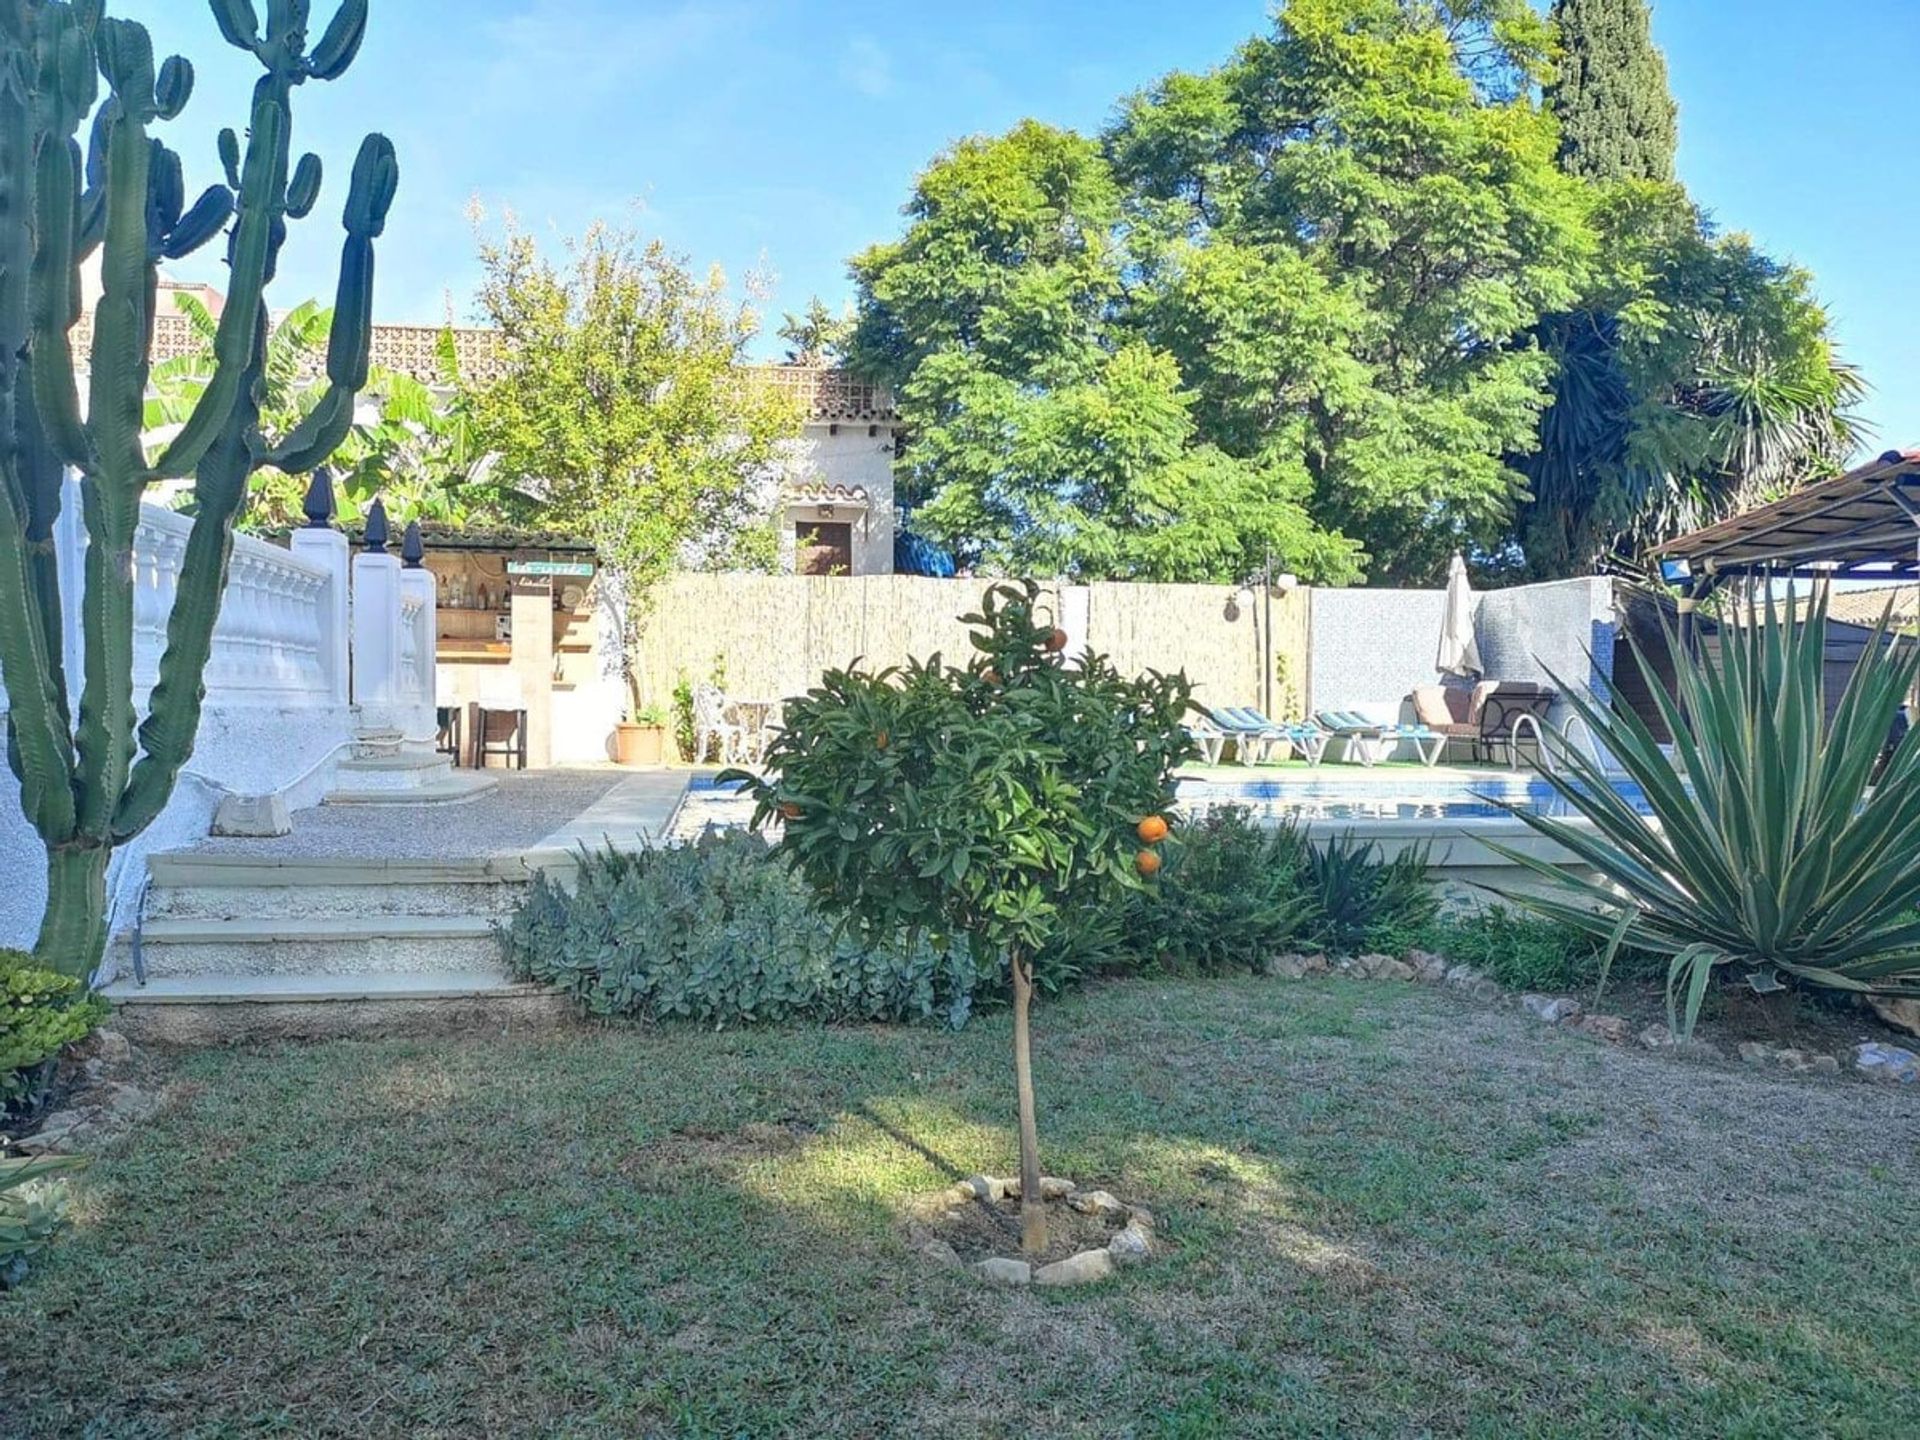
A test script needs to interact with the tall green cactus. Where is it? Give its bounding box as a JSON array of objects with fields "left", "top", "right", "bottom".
[{"left": 0, "top": 0, "right": 395, "bottom": 980}]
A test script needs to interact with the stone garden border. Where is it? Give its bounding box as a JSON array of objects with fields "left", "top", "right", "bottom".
[
  {"left": 914, "top": 1174, "right": 1157, "bottom": 1287},
  {"left": 1268, "top": 949, "right": 1920, "bottom": 1087}
]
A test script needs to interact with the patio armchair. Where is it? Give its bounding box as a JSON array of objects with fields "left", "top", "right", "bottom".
[
  {"left": 1409, "top": 682, "right": 1557, "bottom": 765},
  {"left": 1311, "top": 709, "right": 1446, "bottom": 767}
]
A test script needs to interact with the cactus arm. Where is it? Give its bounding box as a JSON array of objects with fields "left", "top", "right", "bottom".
[
  {"left": 13, "top": 382, "right": 74, "bottom": 734},
  {"left": 27, "top": 135, "right": 91, "bottom": 468},
  {"left": 114, "top": 363, "right": 260, "bottom": 843},
  {"left": 306, "top": 0, "right": 366, "bottom": 81},
  {"left": 0, "top": 475, "right": 79, "bottom": 845},
  {"left": 0, "top": 17, "right": 78, "bottom": 845},
  {"left": 84, "top": 81, "right": 154, "bottom": 496},
  {"left": 263, "top": 384, "right": 353, "bottom": 474},
  {"left": 149, "top": 75, "right": 290, "bottom": 480},
  {"left": 263, "top": 133, "right": 395, "bottom": 472},
  {"left": 70, "top": 478, "right": 141, "bottom": 841}
]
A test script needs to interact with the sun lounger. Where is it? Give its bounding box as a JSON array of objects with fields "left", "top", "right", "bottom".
[
  {"left": 1185, "top": 714, "right": 1229, "bottom": 765},
  {"left": 1210, "top": 707, "right": 1327, "bottom": 765},
  {"left": 1312, "top": 710, "right": 1447, "bottom": 767}
]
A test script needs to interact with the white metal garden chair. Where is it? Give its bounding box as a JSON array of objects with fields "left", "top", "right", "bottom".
[{"left": 692, "top": 682, "right": 747, "bottom": 765}]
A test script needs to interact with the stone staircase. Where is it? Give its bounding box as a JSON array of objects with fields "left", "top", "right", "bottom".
[
  {"left": 99, "top": 847, "right": 556, "bottom": 1041},
  {"left": 96, "top": 768, "right": 687, "bottom": 1043},
  {"left": 323, "top": 728, "right": 498, "bottom": 806}
]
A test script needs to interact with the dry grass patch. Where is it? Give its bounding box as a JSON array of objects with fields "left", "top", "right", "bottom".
[{"left": 3, "top": 978, "right": 1915, "bottom": 1438}]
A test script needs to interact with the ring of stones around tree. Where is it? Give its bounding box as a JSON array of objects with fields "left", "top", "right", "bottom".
[{"left": 907, "top": 1174, "right": 1157, "bottom": 1287}]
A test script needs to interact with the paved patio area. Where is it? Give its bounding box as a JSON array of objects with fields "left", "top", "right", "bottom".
[{"left": 174, "top": 768, "right": 689, "bottom": 866}]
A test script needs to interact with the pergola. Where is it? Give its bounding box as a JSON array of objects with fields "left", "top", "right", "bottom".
[{"left": 1653, "top": 449, "right": 1920, "bottom": 583}]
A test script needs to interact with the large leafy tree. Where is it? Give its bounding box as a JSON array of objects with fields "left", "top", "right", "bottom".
[
  {"left": 849, "top": 120, "right": 1359, "bottom": 583},
  {"left": 850, "top": 0, "right": 1860, "bottom": 586},
  {"left": 853, "top": 1, "right": 1588, "bottom": 584},
  {"left": 1110, "top": 0, "right": 1586, "bottom": 582},
  {"left": 468, "top": 219, "right": 797, "bottom": 560},
  {"left": 1546, "top": 0, "right": 1677, "bottom": 184},
  {"left": 465, "top": 218, "right": 799, "bottom": 703}
]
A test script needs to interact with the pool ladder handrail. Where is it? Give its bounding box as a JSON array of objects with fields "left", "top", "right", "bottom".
[{"left": 1508, "top": 711, "right": 1598, "bottom": 776}]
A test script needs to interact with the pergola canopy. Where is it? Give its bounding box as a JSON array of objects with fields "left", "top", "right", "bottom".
[{"left": 1653, "top": 449, "right": 1920, "bottom": 579}]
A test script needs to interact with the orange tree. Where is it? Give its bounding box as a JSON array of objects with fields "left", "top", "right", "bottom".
[{"left": 725, "top": 582, "right": 1194, "bottom": 1251}]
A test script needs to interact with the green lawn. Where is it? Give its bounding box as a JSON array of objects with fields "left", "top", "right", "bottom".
[{"left": 6, "top": 978, "right": 1917, "bottom": 1438}]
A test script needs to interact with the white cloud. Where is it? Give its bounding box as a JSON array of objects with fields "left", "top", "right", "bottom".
[
  {"left": 478, "top": 0, "right": 752, "bottom": 111},
  {"left": 839, "top": 34, "right": 895, "bottom": 99}
]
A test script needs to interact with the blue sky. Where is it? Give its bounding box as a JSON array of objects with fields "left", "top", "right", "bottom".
[{"left": 123, "top": 0, "right": 1920, "bottom": 455}]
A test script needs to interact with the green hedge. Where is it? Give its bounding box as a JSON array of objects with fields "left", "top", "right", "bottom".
[
  {"left": 500, "top": 810, "right": 1458, "bottom": 1032},
  {"left": 500, "top": 831, "right": 986, "bottom": 1028}
]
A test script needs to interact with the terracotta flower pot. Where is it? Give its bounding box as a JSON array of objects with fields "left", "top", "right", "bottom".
[{"left": 613, "top": 723, "right": 667, "bottom": 766}]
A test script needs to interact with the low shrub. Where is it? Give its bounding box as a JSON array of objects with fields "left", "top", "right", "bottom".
[
  {"left": 1, "top": 1154, "right": 84, "bottom": 1290},
  {"left": 1412, "top": 905, "right": 1611, "bottom": 992},
  {"left": 500, "top": 831, "right": 985, "bottom": 1029},
  {"left": 1129, "top": 806, "right": 1313, "bottom": 972},
  {"left": 2, "top": 950, "right": 106, "bottom": 1110},
  {"left": 1298, "top": 831, "right": 1437, "bottom": 955}
]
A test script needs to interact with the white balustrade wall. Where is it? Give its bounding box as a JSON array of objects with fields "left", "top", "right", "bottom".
[
  {"left": 0, "top": 478, "right": 440, "bottom": 956},
  {"left": 127, "top": 505, "right": 338, "bottom": 708},
  {"left": 397, "top": 572, "right": 435, "bottom": 709}
]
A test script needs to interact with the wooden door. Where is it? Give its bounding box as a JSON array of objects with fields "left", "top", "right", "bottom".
[{"left": 796, "top": 522, "right": 853, "bottom": 576}]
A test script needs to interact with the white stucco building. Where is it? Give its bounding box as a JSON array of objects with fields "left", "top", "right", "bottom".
[{"left": 755, "top": 365, "right": 900, "bottom": 576}]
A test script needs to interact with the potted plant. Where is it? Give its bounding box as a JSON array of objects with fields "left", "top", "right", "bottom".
[{"left": 613, "top": 705, "right": 671, "bottom": 766}]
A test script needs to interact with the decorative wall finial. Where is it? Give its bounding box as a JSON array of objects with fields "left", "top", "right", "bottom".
[
  {"left": 364, "top": 498, "right": 390, "bottom": 553},
  {"left": 302, "top": 468, "right": 337, "bottom": 529}
]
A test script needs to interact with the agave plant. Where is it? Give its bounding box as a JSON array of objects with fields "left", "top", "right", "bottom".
[
  {"left": 1299, "top": 829, "right": 1435, "bottom": 955},
  {"left": 1492, "top": 589, "right": 1920, "bottom": 1036}
]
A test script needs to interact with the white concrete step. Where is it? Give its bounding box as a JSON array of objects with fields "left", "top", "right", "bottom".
[
  {"left": 147, "top": 875, "right": 531, "bottom": 922},
  {"left": 119, "top": 913, "right": 508, "bottom": 980},
  {"left": 323, "top": 771, "right": 500, "bottom": 806},
  {"left": 99, "top": 969, "right": 569, "bottom": 1044},
  {"left": 148, "top": 851, "right": 543, "bottom": 887},
  {"left": 101, "top": 968, "right": 536, "bottom": 1004},
  {"left": 325, "top": 743, "right": 500, "bottom": 805}
]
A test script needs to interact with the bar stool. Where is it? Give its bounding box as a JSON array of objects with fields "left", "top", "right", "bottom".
[{"left": 472, "top": 704, "right": 528, "bottom": 770}]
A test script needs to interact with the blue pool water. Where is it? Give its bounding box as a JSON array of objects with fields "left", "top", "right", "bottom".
[
  {"left": 1175, "top": 773, "right": 1652, "bottom": 823},
  {"left": 675, "top": 771, "right": 1651, "bottom": 840}
]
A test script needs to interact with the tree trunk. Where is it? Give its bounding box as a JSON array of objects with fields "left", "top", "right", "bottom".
[
  {"left": 1010, "top": 948, "right": 1046, "bottom": 1253},
  {"left": 34, "top": 844, "right": 110, "bottom": 983}
]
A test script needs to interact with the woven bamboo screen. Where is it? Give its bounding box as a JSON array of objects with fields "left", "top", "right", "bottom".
[{"left": 634, "top": 575, "right": 1309, "bottom": 716}]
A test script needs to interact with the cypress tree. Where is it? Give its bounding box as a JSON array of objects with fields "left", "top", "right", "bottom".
[{"left": 1548, "top": 0, "right": 1679, "bottom": 182}]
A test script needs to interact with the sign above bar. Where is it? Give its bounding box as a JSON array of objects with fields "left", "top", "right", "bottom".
[{"left": 506, "top": 560, "right": 595, "bottom": 577}]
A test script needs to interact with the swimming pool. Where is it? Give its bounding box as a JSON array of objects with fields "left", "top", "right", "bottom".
[
  {"left": 1176, "top": 773, "right": 1651, "bottom": 824},
  {"left": 667, "top": 770, "right": 1649, "bottom": 843}
]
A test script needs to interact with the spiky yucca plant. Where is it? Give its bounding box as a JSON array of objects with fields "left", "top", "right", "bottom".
[{"left": 1493, "top": 589, "right": 1920, "bottom": 1036}]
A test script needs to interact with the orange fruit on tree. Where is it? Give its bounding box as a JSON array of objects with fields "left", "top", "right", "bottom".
[
  {"left": 1135, "top": 849, "right": 1162, "bottom": 877},
  {"left": 1137, "top": 815, "right": 1170, "bottom": 844},
  {"left": 1044, "top": 627, "right": 1069, "bottom": 653},
  {"left": 875, "top": 730, "right": 890, "bottom": 750},
  {"left": 778, "top": 802, "right": 803, "bottom": 821},
  {"left": 983, "top": 668, "right": 1001, "bottom": 686}
]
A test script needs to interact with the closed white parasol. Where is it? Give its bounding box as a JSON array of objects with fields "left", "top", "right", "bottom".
[{"left": 1436, "top": 553, "right": 1483, "bottom": 678}]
